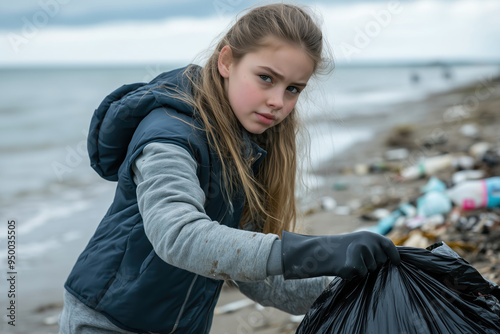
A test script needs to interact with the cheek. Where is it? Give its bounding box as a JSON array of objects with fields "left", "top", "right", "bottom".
[
  {"left": 274, "top": 104, "right": 294, "bottom": 127},
  {"left": 283, "top": 100, "right": 297, "bottom": 116},
  {"left": 243, "top": 81, "right": 261, "bottom": 101},
  {"left": 234, "top": 81, "right": 260, "bottom": 107}
]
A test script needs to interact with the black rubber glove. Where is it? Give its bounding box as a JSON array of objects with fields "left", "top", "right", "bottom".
[{"left": 281, "top": 230, "right": 400, "bottom": 280}]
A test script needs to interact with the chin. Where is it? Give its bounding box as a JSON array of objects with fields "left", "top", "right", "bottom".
[{"left": 246, "top": 127, "right": 267, "bottom": 135}]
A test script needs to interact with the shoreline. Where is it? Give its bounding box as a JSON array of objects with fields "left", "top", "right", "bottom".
[{"left": 315, "top": 74, "right": 500, "bottom": 175}]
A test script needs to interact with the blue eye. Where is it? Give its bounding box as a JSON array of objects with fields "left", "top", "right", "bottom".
[
  {"left": 259, "top": 75, "right": 272, "bottom": 83},
  {"left": 287, "top": 86, "right": 300, "bottom": 94}
]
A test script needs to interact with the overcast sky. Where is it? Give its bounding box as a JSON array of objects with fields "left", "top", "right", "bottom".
[{"left": 0, "top": 0, "right": 499, "bottom": 66}]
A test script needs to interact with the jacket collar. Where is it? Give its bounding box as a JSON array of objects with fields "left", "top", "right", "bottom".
[{"left": 241, "top": 128, "right": 267, "bottom": 173}]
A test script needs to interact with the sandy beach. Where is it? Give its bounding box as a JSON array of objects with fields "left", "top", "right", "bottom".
[
  {"left": 4, "top": 75, "right": 499, "bottom": 334},
  {"left": 210, "top": 75, "right": 500, "bottom": 333}
]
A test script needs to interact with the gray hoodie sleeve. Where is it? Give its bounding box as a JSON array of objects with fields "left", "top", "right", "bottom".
[
  {"left": 235, "top": 275, "right": 330, "bottom": 315},
  {"left": 132, "top": 142, "right": 278, "bottom": 282}
]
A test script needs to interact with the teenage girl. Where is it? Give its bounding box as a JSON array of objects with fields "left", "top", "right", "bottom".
[{"left": 59, "top": 3, "right": 400, "bottom": 333}]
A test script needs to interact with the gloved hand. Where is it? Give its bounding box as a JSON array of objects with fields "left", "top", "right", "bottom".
[{"left": 281, "top": 230, "right": 400, "bottom": 280}]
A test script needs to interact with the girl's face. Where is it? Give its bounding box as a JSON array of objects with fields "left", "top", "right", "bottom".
[{"left": 218, "top": 37, "right": 314, "bottom": 134}]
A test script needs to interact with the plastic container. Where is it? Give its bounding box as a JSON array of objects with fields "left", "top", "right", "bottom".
[
  {"left": 400, "top": 154, "right": 453, "bottom": 180},
  {"left": 368, "top": 203, "right": 415, "bottom": 235},
  {"left": 451, "top": 155, "right": 475, "bottom": 170},
  {"left": 415, "top": 177, "right": 452, "bottom": 218},
  {"left": 452, "top": 170, "right": 485, "bottom": 184},
  {"left": 417, "top": 191, "right": 452, "bottom": 217},
  {"left": 446, "top": 177, "right": 500, "bottom": 210}
]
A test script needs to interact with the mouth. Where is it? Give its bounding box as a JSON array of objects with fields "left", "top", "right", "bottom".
[
  {"left": 258, "top": 112, "right": 275, "bottom": 120},
  {"left": 255, "top": 112, "right": 275, "bottom": 125}
]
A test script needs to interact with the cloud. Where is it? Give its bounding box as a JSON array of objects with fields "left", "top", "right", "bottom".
[
  {"left": 0, "top": 0, "right": 391, "bottom": 29},
  {"left": 0, "top": 0, "right": 241, "bottom": 29},
  {"left": 0, "top": 15, "right": 232, "bottom": 65},
  {"left": 318, "top": 0, "right": 500, "bottom": 62},
  {"left": 0, "top": 0, "right": 498, "bottom": 66}
]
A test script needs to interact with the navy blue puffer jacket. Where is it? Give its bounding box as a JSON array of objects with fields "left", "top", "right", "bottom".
[{"left": 64, "top": 65, "right": 263, "bottom": 333}]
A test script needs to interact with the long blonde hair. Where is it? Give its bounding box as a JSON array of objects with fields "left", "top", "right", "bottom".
[{"left": 184, "top": 3, "right": 329, "bottom": 236}]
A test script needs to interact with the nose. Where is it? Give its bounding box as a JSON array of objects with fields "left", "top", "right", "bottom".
[{"left": 266, "top": 88, "right": 284, "bottom": 110}]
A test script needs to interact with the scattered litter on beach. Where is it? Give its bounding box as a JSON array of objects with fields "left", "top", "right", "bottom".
[
  {"left": 356, "top": 138, "right": 499, "bottom": 284},
  {"left": 304, "top": 97, "right": 500, "bottom": 285},
  {"left": 294, "top": 115, "right": 500, "bottom": 331}
]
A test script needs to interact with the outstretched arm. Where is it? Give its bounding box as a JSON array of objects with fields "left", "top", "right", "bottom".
[{"left": 132, "top": 142, "right": 278, "bottom": 282}]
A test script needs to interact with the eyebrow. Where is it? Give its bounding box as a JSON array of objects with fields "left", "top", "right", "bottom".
[{"left": 257, "top": 66, "right": 308, "bottom": 88}]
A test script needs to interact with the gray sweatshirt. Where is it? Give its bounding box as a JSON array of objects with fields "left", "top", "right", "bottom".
[{"left": 132, "top": 142, "right": 328, "bottom": 314}]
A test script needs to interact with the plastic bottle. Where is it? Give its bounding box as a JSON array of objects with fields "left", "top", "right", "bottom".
[
  {"left": 368, "top": 203, "right": 416, "bottom": 235},
  {"left": 446, "top": 177, "right": 500, "bottom": 210},
  {"left": 400, "top": 154, "right": 453, "bottom": 181}
]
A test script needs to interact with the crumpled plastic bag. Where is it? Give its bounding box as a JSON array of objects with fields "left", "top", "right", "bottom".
[{"left": 296, "top": 242, "right": 500, "bottom": 334}]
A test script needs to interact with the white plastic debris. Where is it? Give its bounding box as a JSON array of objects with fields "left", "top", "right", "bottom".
[
  {"left": 400, "top": 154, "right": 453, "bottom": 180},
  {"left": 43, "top": 315, "right": 59, "bottom": 326},
  {"left": 385, "top": 148, "right": 409, "bottom": 161},
  {"left": 354, "top": 163, "right": 369, "bottom": 175},
  {"left": 452, "top": 170, "right": 486, "bottom": 184},
  {"left": 320, "top": 196, "right": 337, "bottom": 211},
  {"left": 214, "top": 299, "right": 254, "bottom": 315},
  {"left": 469, "top": 142, "right": 492, "bottom": 159},
  {"left": 452, "top": 155, "right": 475, "bottom": 170},
  {"left": 289, "top": 315, "right": 305, "bottom": 323},
  {"left": 460, "top": 123, "right": 479, "bottom": 138},
  {"left": 372, "top": 208, "right": 391, "bottom": 220},
  {"left": 334, "top": 206, "right": 351, "bottom": 215}
]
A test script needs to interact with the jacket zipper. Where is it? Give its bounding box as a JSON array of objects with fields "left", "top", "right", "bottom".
[
  {"left": 168, "top": 275, "right": 198, "bottom": 333},
  {"left": 248, "top": 152, "right": 262, "bottom": 164}
]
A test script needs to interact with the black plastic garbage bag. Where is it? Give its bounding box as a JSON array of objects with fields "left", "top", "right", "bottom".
[{"left": 296, "top": 242, "right": 500, "bottom": 334}]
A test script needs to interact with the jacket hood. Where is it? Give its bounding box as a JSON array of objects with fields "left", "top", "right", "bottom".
[{"left": 87, "top": 65, "right": 200, "bottom": 181}]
